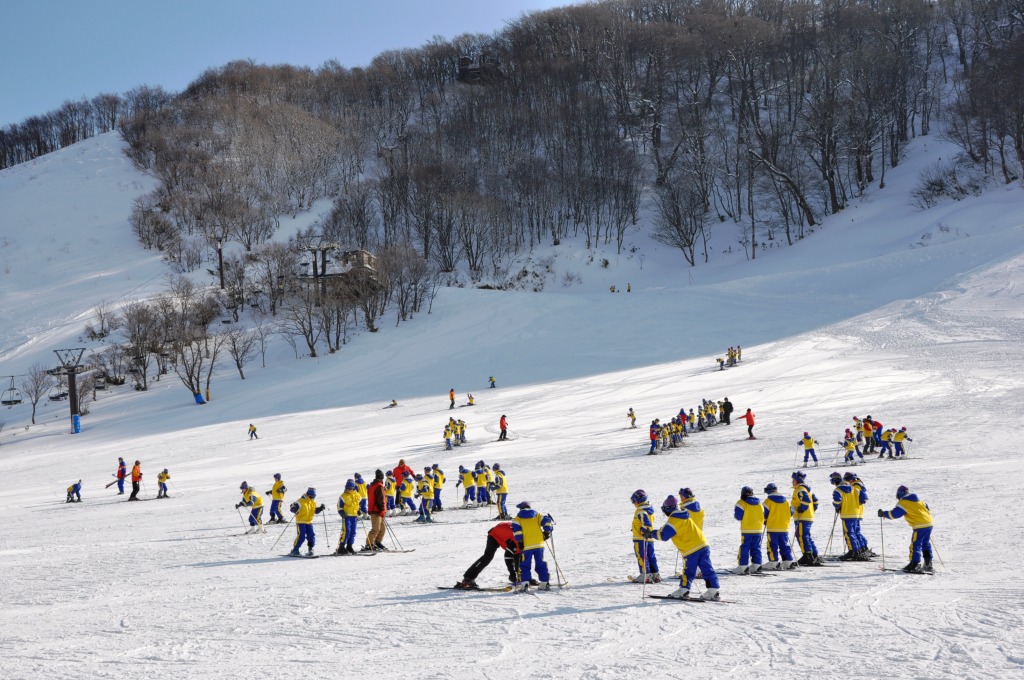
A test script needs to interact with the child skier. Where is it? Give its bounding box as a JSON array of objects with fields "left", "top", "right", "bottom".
[
  {"left": 797, "top": 432, "right": 819, "bottom": 467},
  {"left": 630, "top": 490, "right": 660, "bottom": 583},
  {"left": 762, "top": 483, "right": 797, "bottom": 570},
  {"left": 511, "top": 502, "right": 554, "bottom": 591},
  {"left": 791, "top": 471, "right": 822, "bottom": 566},
  {"left": 879, "top": 485, "right": 934, "bottom": 572},
  {"left": 266, "top": 473, "right": 287, "bottom": 523},
  {"left": 237, "top": 482, "right": 266, "bottom": 533},
  {"left": 289, "top": 488, "right": 325, "bottom": 556},
  {"left": 156, "top": 469, "right": 170, "bottom": 498},
  {"left": 733, "top": 486, "right": 764, "bottom": 574},
  {"left": 335, "top": 480, "right": 361, "bottom": 555},
  {"left": 646, "top": 495, "right": 720, "bottom": 600}
]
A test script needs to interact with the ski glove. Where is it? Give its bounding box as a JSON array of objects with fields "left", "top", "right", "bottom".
[
  {"left": 542, "top": 531, "right": 551, "bottom": 540},
  {"left": 877, "top": 509, "right": 885, "bottom": 518},
  {"left": 235, "top": 503, "right": 241, "bottom": 509},
  {"left": 316, "top": 504, "right": 325, "bottom": 513}
]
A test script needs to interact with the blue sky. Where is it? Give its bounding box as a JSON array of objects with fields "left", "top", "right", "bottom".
[{"left": 0, "top": 0, "right": 566, "bottom": 126}]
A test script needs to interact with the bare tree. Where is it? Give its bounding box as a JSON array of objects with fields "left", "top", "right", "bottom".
[
  {"left": 84, "top": 300, "right": 122, "bottom": 341},
  {"left": 20, "top": 363, "right": 57, "bottom": 425},
  {"left": 225, "top": 328, "right": 258, "bottom": 379}
]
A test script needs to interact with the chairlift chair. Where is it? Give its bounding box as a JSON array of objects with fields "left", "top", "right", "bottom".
[{"left": 1, "top": 377, "right": 23, "bottom": 406}]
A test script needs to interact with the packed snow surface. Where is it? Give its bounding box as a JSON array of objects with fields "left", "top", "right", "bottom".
[{"left": 1, "top": 133, "right": 1024, "bottom": 678}]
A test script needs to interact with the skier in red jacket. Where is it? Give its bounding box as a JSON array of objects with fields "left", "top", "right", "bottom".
[
  {"left": 739, "top": 409, "right": 756, "bottom": 439},
  {"left": 363, "top": 470, "right": 388, "bottom": 551},
  {"left": 454, "top": 522, "right": 521, "bottom": 589},
  {"left": 392, "top": 459, "right": 414, "bottom": 484},
  {"left": 498, "top": 415, "right": 509, "bottom": 441}
]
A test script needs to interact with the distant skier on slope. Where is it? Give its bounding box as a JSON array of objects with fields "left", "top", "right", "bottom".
[
  {"left": 457, "top": 465, "right": 477, "bottom": 507},
  {"left": 248, "top": 423, "right": 258, "bottom": 440},
  {"left": 491, "top": 464, "right": 509, "bottom": 519},
  {"left": 721, "top": 398, "right": 734, "bottom": 425},
  {"left": 627, "top": 408, "right": 636, "bottom": 429},
  {"left": 114, "top": 457, "right": 127, "bottom": 495},
  {"left": 893, "top": 427, "right": 913, "bottom": 458},
  {"left": 66, "top": 480, "right": 82, "bottom": 503},
  {"left": 738, "top": 409, "right": 756, "bottom": 439},
  {"left": 449, "top": 388, "right": 456, "bottom": 409},
  {"left": 156, "top": 469, "right": 170, "bottom": 498},
  {"left": 798, "top": 432, "right": 819, "bottom": 467},
  {"left": 498, "top": 415, "right": 509, "bottom": 441},
  {"left": 128, "top": 461, "right": 143, "bottom": 501},
  {"left": 879, "top": 485, "right": 934, "bottom": 573},
  {"left": 645, "top": 495, "right": 720, "bottom": 600},
  {"left": 430, "top": 464, "right": 446, "bottom": 511}
]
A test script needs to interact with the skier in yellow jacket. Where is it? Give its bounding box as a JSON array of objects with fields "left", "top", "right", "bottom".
[
  {"left": 266, "top": 473, "right": 287, "bottom": 523},
  {"left": 733, "top": 486, "right": 765, "bottom": 574},
  {"left": 236, "top": 481, "right": 265, "bottom": 534},
  {"left": 762, "top": 483, "right": 796, "bottom": 570},
  {"left": 646, "top": 495, "right": 720, "bottom": 600},
  {"left": 289, "top": 488, "right": 325, "bottom": 557},
  {"left": 879, "top": 485, "right": 934, "bottom": 572}
]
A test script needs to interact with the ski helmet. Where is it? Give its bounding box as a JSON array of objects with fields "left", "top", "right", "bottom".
[
  {"left": 791, "top": 471, "right": 806, "bottom": 482},
  {"left": 274, "top": 473, "right": 281, "bottom": 480},
  {"left": 679, "top": 487, "right": 694, "bottom": 499},
  {"left": 661, "top": 495, "right": 679, "bottom": 514},
  {"left": 354, "top": 473, "right": 363, "bottom": 480},
  {"left": 386, "top": 470, "right": 395, "bottom": 477},
  {"left": 896, "top": 485, "right": 909, "bottom": 499},
  {"left": 803, "top": 432, "right": 809, "bottom": 437},
  {"left": 741, "top": 486, "right": 754, "bottom": 498},
  {"left": 492, "top": 463, "right": 501, "bottom": 471},
  {"left": 163, "top": 468, "right": 168, "bottom": 474},
  {"left": 764, "top": 483, "right": 778, "bottom": 494},
  {"left": 432, "top": 463, "right": 439, "bottom": 469},
  {"left": 240, "top": 481, "right": 248, "bottom": 490},
  {"left": 516, "top": 501, "right": 531, "bottom": 509},
  {"left": 458, "top": 465, "right": 466, "bottom": 472},
  {"left": 345, "top": 479, "right": 356, "bottom": 490},
  {"left": 424, "top": 466, "right": 432, "bottom": 472},
  {"left": 829, "top": 472, "right": 842, "bottom": 484},
  {"left": 415, "top": 474, "right": 423, "bottom": 480},
  {"left": 843, "top": 472, "right": 858, "bottom": 481},
  {"left": 306, "top": 487, "right": 316, "bottom": 498},
  {"left": 630, "top": 489, "right": 647, "bottom": 504},
  {"left": 900, "top": 426, "right": 907, "bottom": 431}
]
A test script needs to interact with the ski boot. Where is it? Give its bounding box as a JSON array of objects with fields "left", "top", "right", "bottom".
[
  {"left": 700, "top": 588, "right": 720, "bottom": 601},
  {"left": 798, "top": 552, "right": 815, "bottom": 567},
  {"left": 762, "top": 561, "right": 780, "bottom": 571},
  {"left": 902, "top": 561, "right": 923, "bottom": 573},
  {"left": 537, "top": 582, "right": 551, "bottom": 591},
  {"left": 651, "top": 572, "right": 662, "bottom": 583},
  {"left": 374, "top": 543, "right": 388, "bottom": 551},
  {"left": 781, "top": 560, "right": 797, "bottom": 570},
  {"left": 454, "top": 580, "right": 479, "bottom": 590},
  {"left": 667, "top": 587, "right": 691, "bottom": 599},
  {"left": 749, "top": 563, "right": 764, "bottom": 574},
  {"left": 923, "top": 559, "right": 934, "bottom": 573},
  {"left": 360, "top": 544, "right": 374, "bottom": 553},
  {"left": 813, "top": 554, "right": 826, "bottom": 566},
  {"left": 514, "top": 582, "right": 528, "bottom": 593},
  {"left": 289, "top": 548, "right": 300, "bottom": 557},
  {"left": 305, "top": 549, "right": 315, "bottom": 557},
  {"left": 732, "top": 564, "right": 750, "bottom": 575},
  {"left": 333, "top": 547, "right": 345, "bottom": 556}
]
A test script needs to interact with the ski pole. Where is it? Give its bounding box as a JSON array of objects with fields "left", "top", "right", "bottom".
[
  {"left": 546, "top": 535, "right": 567, "bottom": 587},
  {"left": 321, "top": 510, "right": 330, "bottom": 550},
  {"left": 641, "top": 538, "right": 649, "bottom": 600},
  {"left": 931, "top": 537, "right": 944, "bottom": 568},
  {"left": 879, "top": 517, "right": 886, "bottom": 570},
  {"left": 270, "top": 514, "right": 295, "bottom": 550},
  {"left": 235, "top": 505, "right": 248, "bottom": 530},
  {"left": 384, "top": 518, "right": 404, "bottom": 551},
  {"left": 825, "top": 512, "right": 839, "bottom": 556}
]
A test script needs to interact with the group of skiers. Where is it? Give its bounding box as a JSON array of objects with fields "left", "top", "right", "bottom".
[
  {"left": 716, "top": 346, "right": 742, "bottom": 370},
  {"left": 797, "top": 416, "right": 914, "bottom": 467},
  {"left": 627, "top": 470, "right": 936, "bottom": 600},
  {"left": 642, "top": 397, "right": 758, "bottom": 454}
]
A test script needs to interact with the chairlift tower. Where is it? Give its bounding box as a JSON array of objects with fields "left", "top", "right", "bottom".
[{"left": 54, "top": 348, "right": 85, "bottom": 433}]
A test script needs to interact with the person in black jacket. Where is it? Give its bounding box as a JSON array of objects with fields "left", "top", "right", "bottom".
[{"left": 721, "top": 398, "right": 734, "bottom": 425}]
